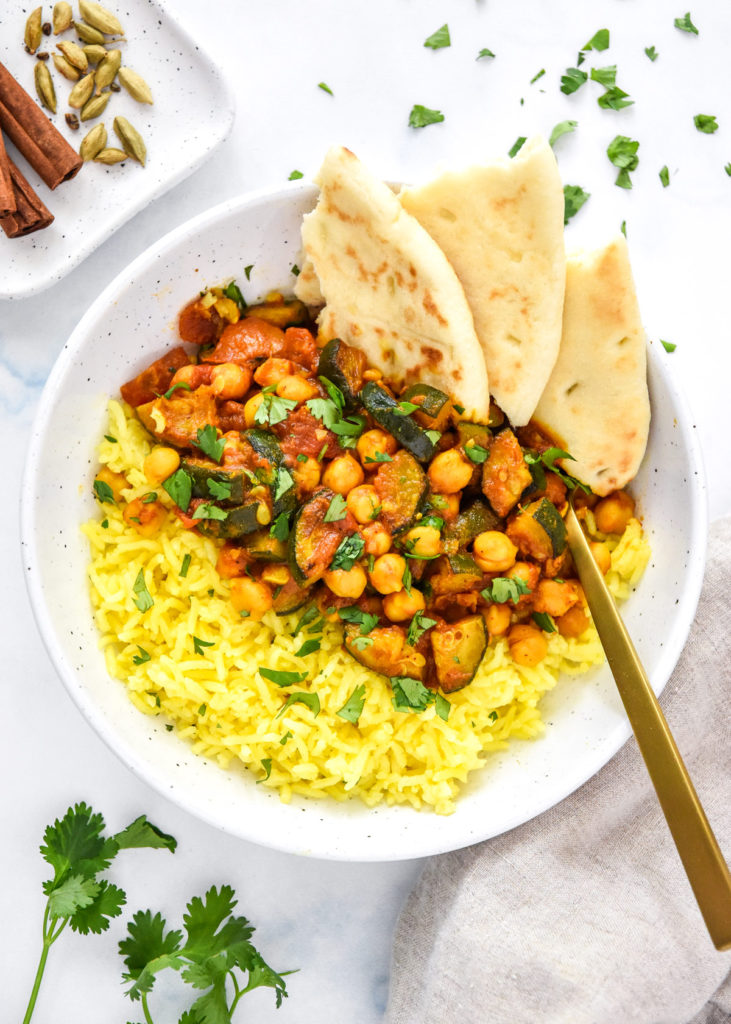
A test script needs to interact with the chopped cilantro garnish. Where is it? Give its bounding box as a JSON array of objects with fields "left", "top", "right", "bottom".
[
  {"left": 598, "top": 87, "right": 634, "bottom": 111},
  {"left": 661, "top": 339, "right": 677, "bottom": 353},
  {"left": 259, "top": 667, "right": 308, "bottom": 687},
  {"left": 179, "top": 553, "right": 191, "bottom": 577},
  {"left": 338, "top": 606, "right": 379, "bottom": 635},
  {"left": 291, "top": 264, "right": 300, "bottom": 276},
  {"left": 508, "top": 136, "right": 527, "bottom": 158},
  {"left": 476, "top": 47, "right": 495, "bottom": 60},
  {"left": 408, "top": 104, "right": 445, "bottom": 128},
  {"left": 244, "top": 264, "right": 253, "bottom": 280},
  {"left": 93, "top": 478, "right": 115, "bottom": 504},
  {"left": 659, "top": 165, "right": 670, "bottom": 187},
  {"left": 464, "top": 442, "right": 488, "bottom": 464},
  {"left": 621, "top": 219, "right": 627, "bottom": 236},
  {"left": 330, "top": 534, "right": 365, "bottom": 572},
  {"left": 288, "top": 169, "right": 304, "bottom": 180},
  {"left": 560, "top": 67, "right": 588, "bottom": 95},
  {"left": 391, "top": 676, "right": 445, "bottom": 716},
  {"left": 306, "top": 396, "right": 340, "bottom": 429},
  {"left": 222, "top": 280, "right": 246, "bottom": 312},
  {"left": 132, "top": 569, "right": 153, "bottom": 612},
  {"left": 530, "top": 68, "right": 545, "bottom": 84},
  {"left": 406, "top": 610, "right": 437, "bottom": 646},
  {"left": 324, "top": 493, "right": 348, "bottom": 522},
  {"left": 481, "top": 576, "right": 531, "bottom": 604},
  {"left": 532, "top": 612, "right": 557, "bottom": 633},
  {"left": 293, "top": 606, "right": 320, "bottom": 635},
  {"left": 402, "top": 562, "right": 413, "bottom": 595},
  {"left": 255, "top": 391, "right": 297, "bottom": 427},
  {"left": 318, "top": 81, "right": 334, "bottom": 95},
  {"left": 258, "top": 758, "right": 272, "bottom": 782},
  {"left": 337, "top": 684, "right": 366, "bottom": 724},
  {"left": 162, "top": 381, "right": 191, "bottom": 400},
  {"left": 607, "top": 135, "right": 640, "bottom": 189},
  {"left": 694, "top": 114, "right": 718, "bottom": 134},
  {"left": 295, "top": 638, "right": 321, "bottom": 658},
  {"left": 394, "top": 400, "right": 420, "bottom": 416},
  {"left": 424, "top": 24, "right": 450, "bottom": 49},
  {"left": 563, "top": 184, "right": 590, "bottom": 224},
  {"left": 270, "top": 511, "right": 290, "bottom": 541},
  {"left": 162, "top": 468, "right": 192, "bottom": 511},
  {"left": 101, "top": 519, "right": 109, "bottom": 528},
  {"left": 435, "top": 692, "right": 451, "bottom": 721},
  {"left": 489, "top": 710, "right": 499, "bottom": 722},
  {"left": 645, "top": 45, "right": 658, "bottom": 61},
  {"left": 674, "top": 12, "right": 698, "bottom": 35},
  {"left": 193, "top": 424, "right": 225, "bottom": 463},
  {"left": 549, "top": 119, "right": 578, "bottom": 148},
  {"left": 132, "top": 646, "right": 151, "bottom": 665},
  {"left": 584, "top": 28, "right": 610, "bottom": 51},
  {"left": 590, "top": 64, "right": 616, "bottom": 87},
  {"left": 141, "top": 492, "right": 157, "bottom": 504},
  {"left": 191, "top": 503, "right": 228, "bottom": 521},
  {"left": 193, "top": 636, "right": 214, "bottom": 656},
  {"left": 206, "top": 477, "right": 231, "bottom": 501},
  {"left": 424, "top": 429, "right": 441, "bottom": 445},
  {"left": 280, "top": 731, "right": 292, "bottom": 744},
  {"left": 364, "top": 451, "right": 393, "bottom": 464},
  {"left": 104, "top": 434, "right": 117, "bottom": 443},
  {"left": 276, "top": 692, "right": 320, "bottom": 718},
  {"left": 274, "top": 467, "right": 294, "bottom": 502},
  {"left": 725, "top": 163, "right": 731, "bottom": 177}
]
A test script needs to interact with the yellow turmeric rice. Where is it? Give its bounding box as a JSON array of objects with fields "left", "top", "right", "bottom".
[{"left": 83, "top": 400, "right": 651, "bottom": 815}]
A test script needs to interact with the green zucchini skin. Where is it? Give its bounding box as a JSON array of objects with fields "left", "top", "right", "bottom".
[
  {"left": 431, "top": 615, "right": 487, "bottom": 692},
  {"left": 443, "top": 498, "right": 503, "bottom": 553},
  {"left": 289, "top": 488, "right": 355, "bottom": 585},
  {"left": 401, "top": 382, "right": 449, "bottom": 419},
  {"left": 343, "top": 623, "right": 426, "bottom": 681},
  {"left": 360, "top": 381, "right": 437, "bottom": 463},
  {"left": 318, "top": 338, "right": 367, "bottom": 410},
  {"left": 507, "top": 497, "right": 567, "bottom": 560},
  {"left": 196, "top": 502, "right": 263, "bottom": 539},
  {"left": 246, "top": 530, "right": 288, "bottom": 562},
  {"left": 372, "top": 450, "right": 429, "bottom": 535},
  {"left": 273, "top": 578, "right": 310, "bottom": 615},
  {"left": 240, "top": 428, "right": 296, "bottom": 519},
  {"left": 180, "top": 457, "right": 246, "bottom": 506}
]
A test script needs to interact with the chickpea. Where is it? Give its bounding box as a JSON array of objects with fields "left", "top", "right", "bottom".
[
  {"left": 210, "top": 362, "right": 252, "bottom": 400},
  {"left": 144, "top": 447, "right": 180, "bottom": 485},
  {"left": 95, "top": 466, "right": 128, "bottom": 502},
  {"left": 322, "top": 454, "right": 364, "bottom": 496},
  {"left": 169, "top": 363, "right": 200, "bottom": 388},
  {"left": 485, "top": 602, "right": 512, "bottom": 637},
  {"left": 244, "top": 392, "right": 265, "bottom": 428},
  {"left": 253, "top": 357, "right": 295, "bottom": 387},
  {"left": 532, "top": 578, "right": 578, "bottom": 618},
  {"left": 362, "top": 521, "right": 392, "bottom": 557},
  {"left": 123, "top": 497, "right": 167, "bottom": 537},
  {"left": 507, "top": 624, "right": 548, "bottom": 667},
  {"left": 431, "top": 493, "right": 460, "bottom": 521},
  {"left": 261, "top": 564, "right": 292, "bottom": 587},
  {"left": 589, "top": 541, "right": 612, "bottom": 575},
  {"left": 402, "top": 525, "right": 441, "bottom": 558},
  {"left": 324, "top": 564, "right": 368, "bottom": 599},
  {"left": 383, "top": 587, "right": 425, "bottom": 622},
  {"left": 357, "top": 429, "right": 398, "bottom": 468},
  {"left": 275, "top": 375, "right": 319, "bottom": 404},
  {"left": 346, "top": 484, "right": 381, "bottom": 524},
  {"left": 369, "top": 552, "right": 407, "bottom": 595},
  {"left": 216, "top": 543, "right": 249, "bottom": 579},
  {"left": 363, "top": 368, "right": 382, "bottom": 381},
  {"left": 427, "top": 448, "right": 473, "bottom": 494},
  {"left": 293, "top": 456, "right": 321, "bottom": 494},
  {"left": 472, "top": 531, "right": 517, "bottom": 573},
  {"left": 229, "top": 577, "right": 273, "bottom": 620},
  {"left": 594, "top": 490, "right": 635, "bottom": 535},
  {"left": 556, "top": 605, "right": 591, "bottom": 639}
]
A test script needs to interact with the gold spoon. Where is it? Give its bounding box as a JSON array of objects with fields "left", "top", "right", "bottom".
[{"left": 565, "top": 498, "right": 731, "bottom": 950}]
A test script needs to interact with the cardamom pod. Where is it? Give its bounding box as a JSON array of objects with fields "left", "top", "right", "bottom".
[
  {"left": 79, "top": 122, "right": 107, "bottom": 160},
  {"left": 117, "top": 66, "right": 153, "bottom": 105},
  {"left": 52, "top": 2, "right": 73, "bottom": 34},
  {"left": 34, "top": 61, "right": 57, "bottom": 114},
  {"left": 94, "top": 48, "right": 121, "bottom": 95},
  {"left": 78, "top": 0, "right": 124, "bottom": 36},
  {"left": 52, "top": 52, "right": 80, "bottom": 80},
  {"left": 113, "top": 116, "right": 146, "bottom": 166},
  {"left": 74, "top": 20, "right": 105, "bottom": 44},
  {"left": 83, "top": 43, "right": 107, "bottom": 64},
  {"left": 68, "top": 71, "right": 95, "bottom": 109},
  {"left": 80, "top": 90, "right": 111, "bottom": 121},
  {"left": 57, "top": 40, "right": 88, "bottom": 71},
  {"left": 94, "top": 147, "right": 128, "bottom": 164},
  {"left": 24, "top": 8, "right": 43, "bottom": 54}
]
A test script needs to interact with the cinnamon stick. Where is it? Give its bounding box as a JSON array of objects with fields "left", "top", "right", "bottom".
[
  {"left": 0, "top": 156, "right": 54, "bottom": 237},
  {"left": 0, "top": 129, "right": 15, "bottom": 217},
  {"left": 0, "top": 60, "right": 82, "bottom": 190}
]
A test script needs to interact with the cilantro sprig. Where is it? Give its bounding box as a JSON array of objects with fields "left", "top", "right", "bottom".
[{"left": 21, "top": 803, "right": 175, "bottom": 1024}]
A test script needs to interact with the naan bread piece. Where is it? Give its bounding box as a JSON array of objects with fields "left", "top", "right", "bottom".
[
  {"left": 532, "top": 236, "right": 650, "bottom": 496},
  {"left": 294, "top": 145, "right": 489, "bottom": 419},
  {"left": 399, "top": 136, "right": 565, "bottom": 426}
]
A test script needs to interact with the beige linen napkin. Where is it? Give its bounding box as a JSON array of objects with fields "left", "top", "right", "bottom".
[{"left": 385, "top": 516, "right": 731, "bottom": 1024}]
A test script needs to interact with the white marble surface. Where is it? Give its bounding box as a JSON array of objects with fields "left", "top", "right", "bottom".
[{"left": 2, "top": 0, "right": 730, "bottom": 1020}]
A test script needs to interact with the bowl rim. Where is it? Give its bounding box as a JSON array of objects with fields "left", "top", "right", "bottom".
[{"left": 19, "top": 182, "right": 710, "bottom": 860}]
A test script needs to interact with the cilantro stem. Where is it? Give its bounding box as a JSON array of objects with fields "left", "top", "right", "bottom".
[
  {"left": 141, "top": 992, "right": 155, "bottom": 1024},
  {"left": 22, "top": 905, "right": 63, "bottom": 1024}
]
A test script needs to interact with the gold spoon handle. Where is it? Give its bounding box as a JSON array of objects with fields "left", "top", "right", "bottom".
[{"left": 565, "top": 502, "right": 731, "bottom": 950}]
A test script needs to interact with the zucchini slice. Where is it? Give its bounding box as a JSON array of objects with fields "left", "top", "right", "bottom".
[
  {"left": 506, "top": 497, "right": 566, "bottom": 561},
  {"left": 482, "top": 429, "right": 533, "bottom": 517},
  {"left": 244, "top": 297, "right": 309, "bottom": 329},
  {"left": 241, "top": 428, "right": 297, "bottom": 519},
  {"left": 196, "top": 501, "right": 263, "bottom": 539},
  {"left": 360, "top": 381, "right": 438, "bottom": 463},
  {"left": 289, "top": 488, "right": 357, "bottom": 584},
  {"left": 180, "top": 457, "right": 246, "bottom": 506},
  {"left": 246, "top": 530, "right": 288, "bottom": 562},
  {"left": 343, "top": 623, "right": 426, "bottom": 681},
  {"left": 429, "top": 554, "right": 484, "bottom": 596},
  {"left": 272, "top": 577, "right": 310, "bottom": 615},
  {"left": 443, "top": 498, "right": 502, "bottom": 553},
  {"left": 401, "top": 382, "right": 449, "bottom": 419},
  {"left": 373, "top": 450, "right": 429, "bottom": 535},
  {"left": 318, "top": 338, "right": 367, "bottom": 410},
  {"left": 456, "top": 421, "right": 491, "bottom": 451},
  {"left": 431, "top": 615, "right": 487, "bottom": 692}
]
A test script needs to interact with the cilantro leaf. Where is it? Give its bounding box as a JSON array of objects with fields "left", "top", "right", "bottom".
[
  {"left": 549, "top": 119, "right": 578, "bottom": 148},
  {"left": 725, "top": 163, "right": 731, "bottom": 177},
  {"left": 274, "top": 467, "right": 294, "bottom": 502},
  {"left": 338, "top": 606, "right": 379, "bottom": 635},
  {"left": 590, "top": 64, "right": 616, "bottom": 87},
  {"left": 132, "top": 570, "right": 154, "bottom": 612},
  {"left": 674, "top": 12, "right": 698, "bottom": 34},
  {"left": 244, "top": 265, "right": 253, "bottom": 280},
  {"left": 560, "top": 67, "right": 588, "bottom": 94},
  {"left": 70, "top": 879, "right": 127, "bottom": 935},
  {"left": 694, "top": 114, "right": 718, "bottom": 134},
  {"left": 288, "top": 169, "right": 303, "bottom": 180},
  {"left": 424, "top": 24, "right": 450, "bottom": 50},
  {"left": 206, "top": 477, "right": 231, "bottom": 501},
  {"left": 661, "top": 339, "right": 677, "bottom": 353},
  {"left": 258, "top": 758, "right": 272, "bottom": 782},
  {"left": 222, "top": 281, "right": 246, "bottom": 312},
  {"left": 193, "top": 636, "right": 215, "bottom": 656},
  {"left": 270, "top": 511, "right": 290, "bottom": 541},
  {"left": 318, "top": 81, "right": 334, "bottom": 95},
  {"left": 295, "top": 638, "right": 321, "bottom": 657},
  {"left": 464, "top": 442, "right": 488, "bottom": 464},
  {"left": 132, "top": 646, "right": 151, "bottom": 665},
  {"left": 659, "top": 165, "right": 670, "bottom": 187},
  {"left": 255, "top": 391, "right": 297, "bottom": 427},
  {"left": 598, "top": 86, "right": 634, "bottom": 111},
  {"left": 191, "top": 503, "right": 228, "bottom": 522},
  {"left": 193, "top": 424, "right": 225, "bottom": 464},
  {"left": 293, "top": 606, "right": 320, "bottom": 635},
  {"left": 364, "top": 451, "right": 393, "bottom": 464},
  {"left": 391, "top": 676, "right": 434, "bottom": 714},
  {"left": 476, "top": 47, "right": 495, "bottom": 59},
  {"left": 435, "top": 693, "right": 451, "bottom": 722},
  {"left": 408, "top": 104, "right": 445, "bottom": 128},
  {"left": 162, "top": 381, "right": 192, "bottom": 400},
  {"left": 584, "top": 28, "right": 610, "bottom": 51},
  {"left": 508, "top": 136, "right": 527, "bottom": 158},
  {"left": 563, "top": 184, "right": 590, "bottom": 224},
  {"left": 113, "top": 816, "right": 177, "bottom": 852},
  {"left": 532, "top": 611, "right": 557, "bottom": 634},
  {"left": 530, "top": 68, "right": 545, "bottom": 84},
  {"left": 406, "top": 610, "right": 437, "bottom": 646},
  {"left": 119, "top": 908, "right": 184, "bottom": 999},
  {"left": 645, "top": 45, "right": 658, "bottom": 61},
  {"left": 259, "top": 667, "right": 309, "bottom": 687},
  {"left": 481, "top": 577, "right": 531, "bottom": 604},
  {"left": 330, "top": 533, "right": 365, "bottom": 571},
  {"left": 276, "top": 692, "right": 321, "bottom": 718},
  {"left": 93, "top": 478, "right": 115, "bottom": 504},
  {"left": 163, "top": 468, "right": 192, "bottom": 512},
  {"left": 47, "top": 875, "right": 100, "bottom": 919},
  {"left": 337, "top": 684, "right": 366, "bottom": 724},
  {"left": 324, "top": 493, "right": 348, "bottom": 522},
  {"left": 607, "top": 135, "right": 640, "bottom": 188},
  {"left": 306, "top": 396, "right": 340, "bottom": 429}
]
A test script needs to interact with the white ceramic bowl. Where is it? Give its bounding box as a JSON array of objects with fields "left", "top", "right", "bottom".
[{"left": 21, "top": 183, "right": 708, "bottom": 861}]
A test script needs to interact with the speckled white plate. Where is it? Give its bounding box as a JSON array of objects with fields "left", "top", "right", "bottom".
[
  {"left": 21, "top": 182, "right": 708, "bottom": 861},
  {"left": 0, "top": 0, "right": 234, "bottom": 300}
]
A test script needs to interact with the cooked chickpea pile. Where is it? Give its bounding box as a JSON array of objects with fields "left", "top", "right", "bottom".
[{"left": 100, "top": 288, "right": 639, "bottom": 694}]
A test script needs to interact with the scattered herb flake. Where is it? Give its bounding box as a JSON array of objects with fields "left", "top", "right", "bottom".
[
  {"left": 621, "top": 220, "right": 627, "bottom": 236},
  {"left": 324, "top": 493, "right": 348, "bottom": 522},
  {"left": 391, "top": 676, "right": 435, "bottom": 714},
  {"left": 607, "top": 135, "right": 640, "bottom": 189},
  {"left": 318, "top": 81, "right": 334, "bottom": 95},
  {"left": 206, "top": 477, "right": 231, "bottom": 501},
  {"left": 179, "top": 553, "right": 191, "bottom": 577},
  {"left": 191, "top": 503, "right": 228, "bottom": 522},
  {"left": 402, "top": 562, "right": 413, "bottom": 595},
  {"left": 101, "top": 519, "right": 109, "bottom": 528},
  {"left": 280, "top": 731, "right": 293, "bottom": 745},
  {"left": 532, "top": 612, "right": 557, "bottom": 633},
  {"left": 476, "top": 47, "right": 495, "bottom": 60},
  {"left": 549, "top": 119, "right": 578, "bottom": 148},
  {"left": 93, "top": 478, "right": 115, "bottom": 504},
  {"left": 291, "top": 264, "right": 300, "bottom": 276},
  {"left": 132, "top": 646, "right": 151, "bottom": 665},
  {"left": 590, "top": 64, "right": 616, "bottom": 87},
  {"left": 259, "top": 667, "right": 309, "bottom": 687},
  {"left": 132, "top": 569, "right": 153, "bottom": 612},
  {"left": 330, "top": 534, "right": 365, "bottom": 572},
  {"left": 288, "top": 169, "right": 304, "bottom": 180},
  {"left": 274, "top": 467, "right": 295, "bottom": 502},
  {"left": 435, "top": 692, "right": 451, "bottom": 722},
  {"left": 162, "top": 381, "right": 191, "bottom": 400},
  {"left": 530, "top": 68, "right": 545, "bottom": 84},
  {"left": 694, "top": 114, "right": 718, "bottom": 134},
  {"left": 104, "top": 434, "right": 117, "bottom": 443},
  {"left": 560, "top": 67, "right": 588, "bottom": 95},
  {"left": 198, "top": 703, "right": 207, "bottom": 715},
  {"left": 256, "top": 392, "right": 298, "bottom": 427},
  {"left": 508, "top": 136, "right": 527, "bottom": 158},
  {"left": 659, "top": 165, "right": 670, "bottom": 187},
  {"left": 408, "top": 104, "right": 445, "bottom": 128},
  {"left": 661, "top": 339, "right": 677, "bottom": 353},
  {"left": 394, "top": 400, "right": 420, "bottom": 416},
  {"left": 193, "top": 424, "right": 225, "bottom": 463},
  {"left": 192, "top": 636, "right": 214, "bottom": 656},
  {"left": 489, "top": 710, "right": 499, "bottom": 722},
  {"left": 222, "top": 280, "right": 246, "bottom": 312},
  {"left": 725, "top": 163, "right": 731, "bottom": 176},
  {"left": 598, "top": 87, "right": 634, "bottom": 111},
  {"left": 424, "top": 24, "right": 450, "bottom": 50},
  {"left": 481, "top": 576, "right": 531, "bottom": 604},
  {"left": 563, "top": 184, "right": 590, "bottom": 224},
  {"left": 244, "top": 264, "right": 253, "bottom": 280},
  {"left": 295, "top": 638, "right": 321, "bottom": 658},
  {"left": 364, "top": 450, "right": 393, "bottom": 464},
  {"left": 293, "top": 606, "right": 320, "bottom": 635},
  {"left": 464, "top": 442, "right": 488, "bottom": 464},
  {"left": 645, "top": 45, "right": 658, "bottom": 61},
  {"left": 276, "top": 691, "right": 320, "bottom": 718},
  {"left": 406, "top": 610, "right": 437, "bottom": 646},
  {"left": 584, "top": 28, "right": 610, "bottom": 51},
  {"left": 258, "top": 758, "right": 272, "bottom": 781},
  {"left": 337, "top": 684, "right": 366, "bottom": 724},
  {"left": 674, "top": 12, "right": 698, "bottom": 35},
  {"left": 270, "top": 511, "right": 290, "bottom": 541},
  {"left": 338, "top": 606, "right": 379, "bottom": 635}
]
